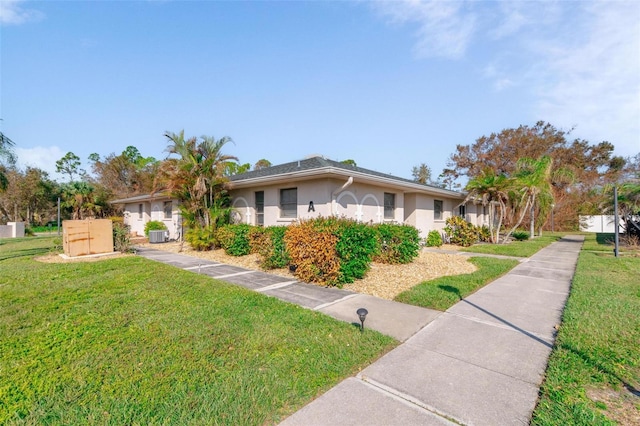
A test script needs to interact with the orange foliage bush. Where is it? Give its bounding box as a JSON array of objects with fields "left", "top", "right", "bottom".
[{"left": 284, "top": 219, "right": 341, "bottom": 286}]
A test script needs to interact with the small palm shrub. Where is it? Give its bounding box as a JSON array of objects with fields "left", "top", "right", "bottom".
[
  {"left": 185, "top": 225, "right": 217, "bottom": 251},
  {"left": 512, "top": 230, "right": 530, "bottom": 241},
  {"left": 144, "top": 220, "right": 167, "bottom": 236},
  {"left": 426, "top": 230, "right": 443, "bottom": 247}
]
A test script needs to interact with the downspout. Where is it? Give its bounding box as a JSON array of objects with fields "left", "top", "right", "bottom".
[{"left": 331, "top": 177, "right": 354, "bottom": 215}]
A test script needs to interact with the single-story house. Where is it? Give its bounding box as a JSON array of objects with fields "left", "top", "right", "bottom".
[
  {"left": 227, "top": 156, "right": 487, "bottom": 237},
  {"left": 112, "top": 156, "right": 489, "bottom": 240},
  {"left": 111, "top": 193, "right": 182, "bottom": 240}
]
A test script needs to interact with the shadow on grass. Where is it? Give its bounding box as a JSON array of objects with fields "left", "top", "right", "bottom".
[
  {"left": 438, "top": 284, "right": 553, "bottom": 349},
  {"left": 560, "top": 341, "right": 640, "bottom": 397},
  {"left": 0, "top": 246, "right": 50, "bottom": 261}
]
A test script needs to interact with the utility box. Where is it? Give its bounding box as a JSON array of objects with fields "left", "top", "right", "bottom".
[
  {"left": 63, "top": 219, "right": 114, "bottom": 257},
  {"left": 149, "top": 230, "right": 169, "bottom": 244}
]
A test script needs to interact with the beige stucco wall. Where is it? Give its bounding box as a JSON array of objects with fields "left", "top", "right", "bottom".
[
  {"left": 123, "top": 200, "right": 181, "bottom": 240},
  {"left": 230, "top": 179, "right": 410, "bottom": 228}
]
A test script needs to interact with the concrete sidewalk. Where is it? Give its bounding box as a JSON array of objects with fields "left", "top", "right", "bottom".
[
  {"left": 135, "top": 247, "right": 441, "bottom": 342},
  {"left": 280, "top": 235, "right": 584, "bottom": 425}
]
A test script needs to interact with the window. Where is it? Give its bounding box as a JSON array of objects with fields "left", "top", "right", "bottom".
[
  {"left": 163, "top": 201, "right": 172, "bottom": 219},
  {"left": 458, "top": 205, "right": 466, "bottom": 218},
  {"left": 434, "top": 200, "right": 443, "bottom": 220},
  {"left": 384, "top": 193, "right": 395, "bottom": 220},
  {"left": 280, "top": 188, "right": 297, "bottom": 218},
  {"left": 138, "top": 203, "right": 143, "bottom": 219},
  {"left": 255, "top": 191, "right": 264, "bottom": 226}
]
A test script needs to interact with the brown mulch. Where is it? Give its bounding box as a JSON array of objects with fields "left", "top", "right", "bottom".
[{"left": 138, "top": 241, "right": 476, "bottom": 301}]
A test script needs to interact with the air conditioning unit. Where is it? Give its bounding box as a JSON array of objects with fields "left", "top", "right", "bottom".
[{"left": 149, "top": 230, "right": 168, "bottom": 244}]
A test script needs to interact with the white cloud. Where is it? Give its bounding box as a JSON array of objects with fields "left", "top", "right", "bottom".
[
  {"left": 15, "top": 146, "right": 64, "bottom": 179},
  {"left": 373, "top": 0, "right": 476, "bottom": 59},
  {"left": 371, "top": 0, "right": 640, "bottom": 155},
  {"left": 531, "top": 1, "right": 640, "bottom": 155},
  {"left": 0, "top": 0, "right": 44, "bottom": 25}
]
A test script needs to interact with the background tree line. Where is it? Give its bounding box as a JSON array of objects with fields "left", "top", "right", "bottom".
[{"left": 1, "top": 122, "right": 638, "bottom": 238}]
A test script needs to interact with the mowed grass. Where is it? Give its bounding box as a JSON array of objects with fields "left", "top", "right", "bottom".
[
  {"left": 394, "top": 257, "right": 519, "bottom": 311},
  {"left": 532, "top": 234, "right": 640, "bottom": 425},
  {"left": 0, "top": 237, "right": 396, "bottom": 425},
  {"left": 462, "top": 233, "right": 562, "bottom": 257}
]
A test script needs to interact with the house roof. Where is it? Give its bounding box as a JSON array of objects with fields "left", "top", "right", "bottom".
[
  {"left": 229, "top": 156, "right": 464, "bottom": 198},
  {"left": 110, "top": 192, "right": 173, "bottom": 204}
]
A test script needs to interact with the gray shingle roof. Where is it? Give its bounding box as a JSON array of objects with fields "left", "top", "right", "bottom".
[{"left": 229, "top": 156, "right": 449, "bottom": 192}]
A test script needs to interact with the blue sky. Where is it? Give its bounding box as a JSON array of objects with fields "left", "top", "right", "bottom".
[{"left": 2, "top": 0, "right": 639, "bottom": 183}]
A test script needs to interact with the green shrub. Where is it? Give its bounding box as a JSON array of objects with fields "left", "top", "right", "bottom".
[
  {"left": 512, "top": 230, "right": 530, "bottom": 241},
  {"left": 144, "top": 220, "right": 167, "bottom": 237},
  {"left": 249, "top": 226, "right": 290, "bottom": 269},
  {"left": 112, "top": 221, "right": 133, "bottom": 253},
  {"left": 185, "top": 225, "right": 217, "bottom": 251},
  {"left": 335, "top": 220, "right": 378, "bottom": 283},
  {"left": 477, "top": 225, "right": 491, "bottom": 243},
  {"left": 426, "top": 230, "right": 443, "bottom": 247},
  {"left": 217, "top": 224, "right": 252, "bottom": 256},
  {"left": 24, "top": 227, "right": 35, "bottom": 237},
  {"left": 373, "top": 223, "right": 421, "bottom": 264},
  {"left": 444, "top": 216, "right": 478, "bottom": 247}
]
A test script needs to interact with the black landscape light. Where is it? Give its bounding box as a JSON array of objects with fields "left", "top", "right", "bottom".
[{"left": 356, "top": 308, "right": 368, "bottom": 332}]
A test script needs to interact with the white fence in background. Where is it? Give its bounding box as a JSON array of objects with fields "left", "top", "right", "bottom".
[{"left": 579, "top": 215, "right": 625, "bottom": 233}]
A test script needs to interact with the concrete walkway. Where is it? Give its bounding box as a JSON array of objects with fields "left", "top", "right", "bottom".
[
  {"left": 280, "top": 235, "right": 584, "bottom": 425},
  {"left": 135, "top": 247, "right": 441, "bottom": 342},
  {"left": 137, "top": 236, "right": 584, "bottom": 425}
]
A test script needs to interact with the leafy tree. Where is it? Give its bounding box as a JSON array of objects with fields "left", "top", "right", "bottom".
[
  {"left": 56, "top": 152, "right": 83, "bottom": 182},
  {"left": 0, "top": 167, "right": 60, "bottom": 224},
  {"left": 411, "top": 163, "right": 432, "bottom": 185},
  {"left": 445, "top": 121, "right": 619, "bottom": 231},
  {"left": 340, "top": 159, "right": 357, "bottom": 167},
  {"left": 254, "top": 159, "right": 272, "bottom": 170},
  {"left": 90, "top": 146, "right": 158, "bottom": 198}
]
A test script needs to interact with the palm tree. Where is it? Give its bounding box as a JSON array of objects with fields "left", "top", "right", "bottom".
[
  {"left": 503, "top": 156, "right": 572, "bottom": 240},
  {"left": 0, "top": 131, "right": 17, "bottom": 192},
  {"left": 463, "top": 168, "right": 510, "bottom": 243},
  {"left": 157, "top": 131, "right": 238, "bottom": 230}
]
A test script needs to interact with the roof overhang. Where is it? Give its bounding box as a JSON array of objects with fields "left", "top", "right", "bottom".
[
  {"left": 110, "top": 192, "right": 173, "bottom": 204},
  {"left": 228, "top": 166, "right": 465, "bottom": 199}
]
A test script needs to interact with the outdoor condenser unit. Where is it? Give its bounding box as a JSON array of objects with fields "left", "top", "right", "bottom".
[{"left": 149, "top": 230, "right": 168, "bottom": 244}]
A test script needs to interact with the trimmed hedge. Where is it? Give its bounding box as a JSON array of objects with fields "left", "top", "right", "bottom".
[
  {"left": 373, "top": 223, "right": 421, "bottom": 264},
  {"left": 217, "top": 224, "right": 252, "bottom": 256}
]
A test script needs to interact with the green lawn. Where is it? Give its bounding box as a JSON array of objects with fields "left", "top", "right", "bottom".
[
  {"left": 394, "top": 257, "right": 519, "bottom": 310},
  {"left": 461, "top": 233, "right": 563, "bottom": 257},
  {"left": 532, "top": 234, "right": 640, "bottom": 425},
  {"left": 0, "top": 237, "right": 396, "bottom": 425}
]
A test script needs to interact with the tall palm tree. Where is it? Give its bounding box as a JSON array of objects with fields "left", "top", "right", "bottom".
[
  {"left": 0, "top": 131, "right": 17, "bottom": 192},
  {"left": 503, "top": 156, "right": 572, "bottom": 240},
  {"left": 463, "top": 168, "right": 510, "bottom": 243},
  {"left": 157, "top": 131, "right": 238, "bottom": 230}
]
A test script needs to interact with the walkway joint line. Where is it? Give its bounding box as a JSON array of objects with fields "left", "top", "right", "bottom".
[
  {"left": 256, "top": 281, "right": 299, "bottom": 292},
  {"left": 184, "top": 263, "right": 222, "bottom": 271},
  {"left": 356, "top": 376, "right": 462, "bottom": 425},
  {"left": 213, "top": 270, "right": 256, "bottom": 279},
  {"left": 314, "top": 293, "right": 359, "bottom": 311}
]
